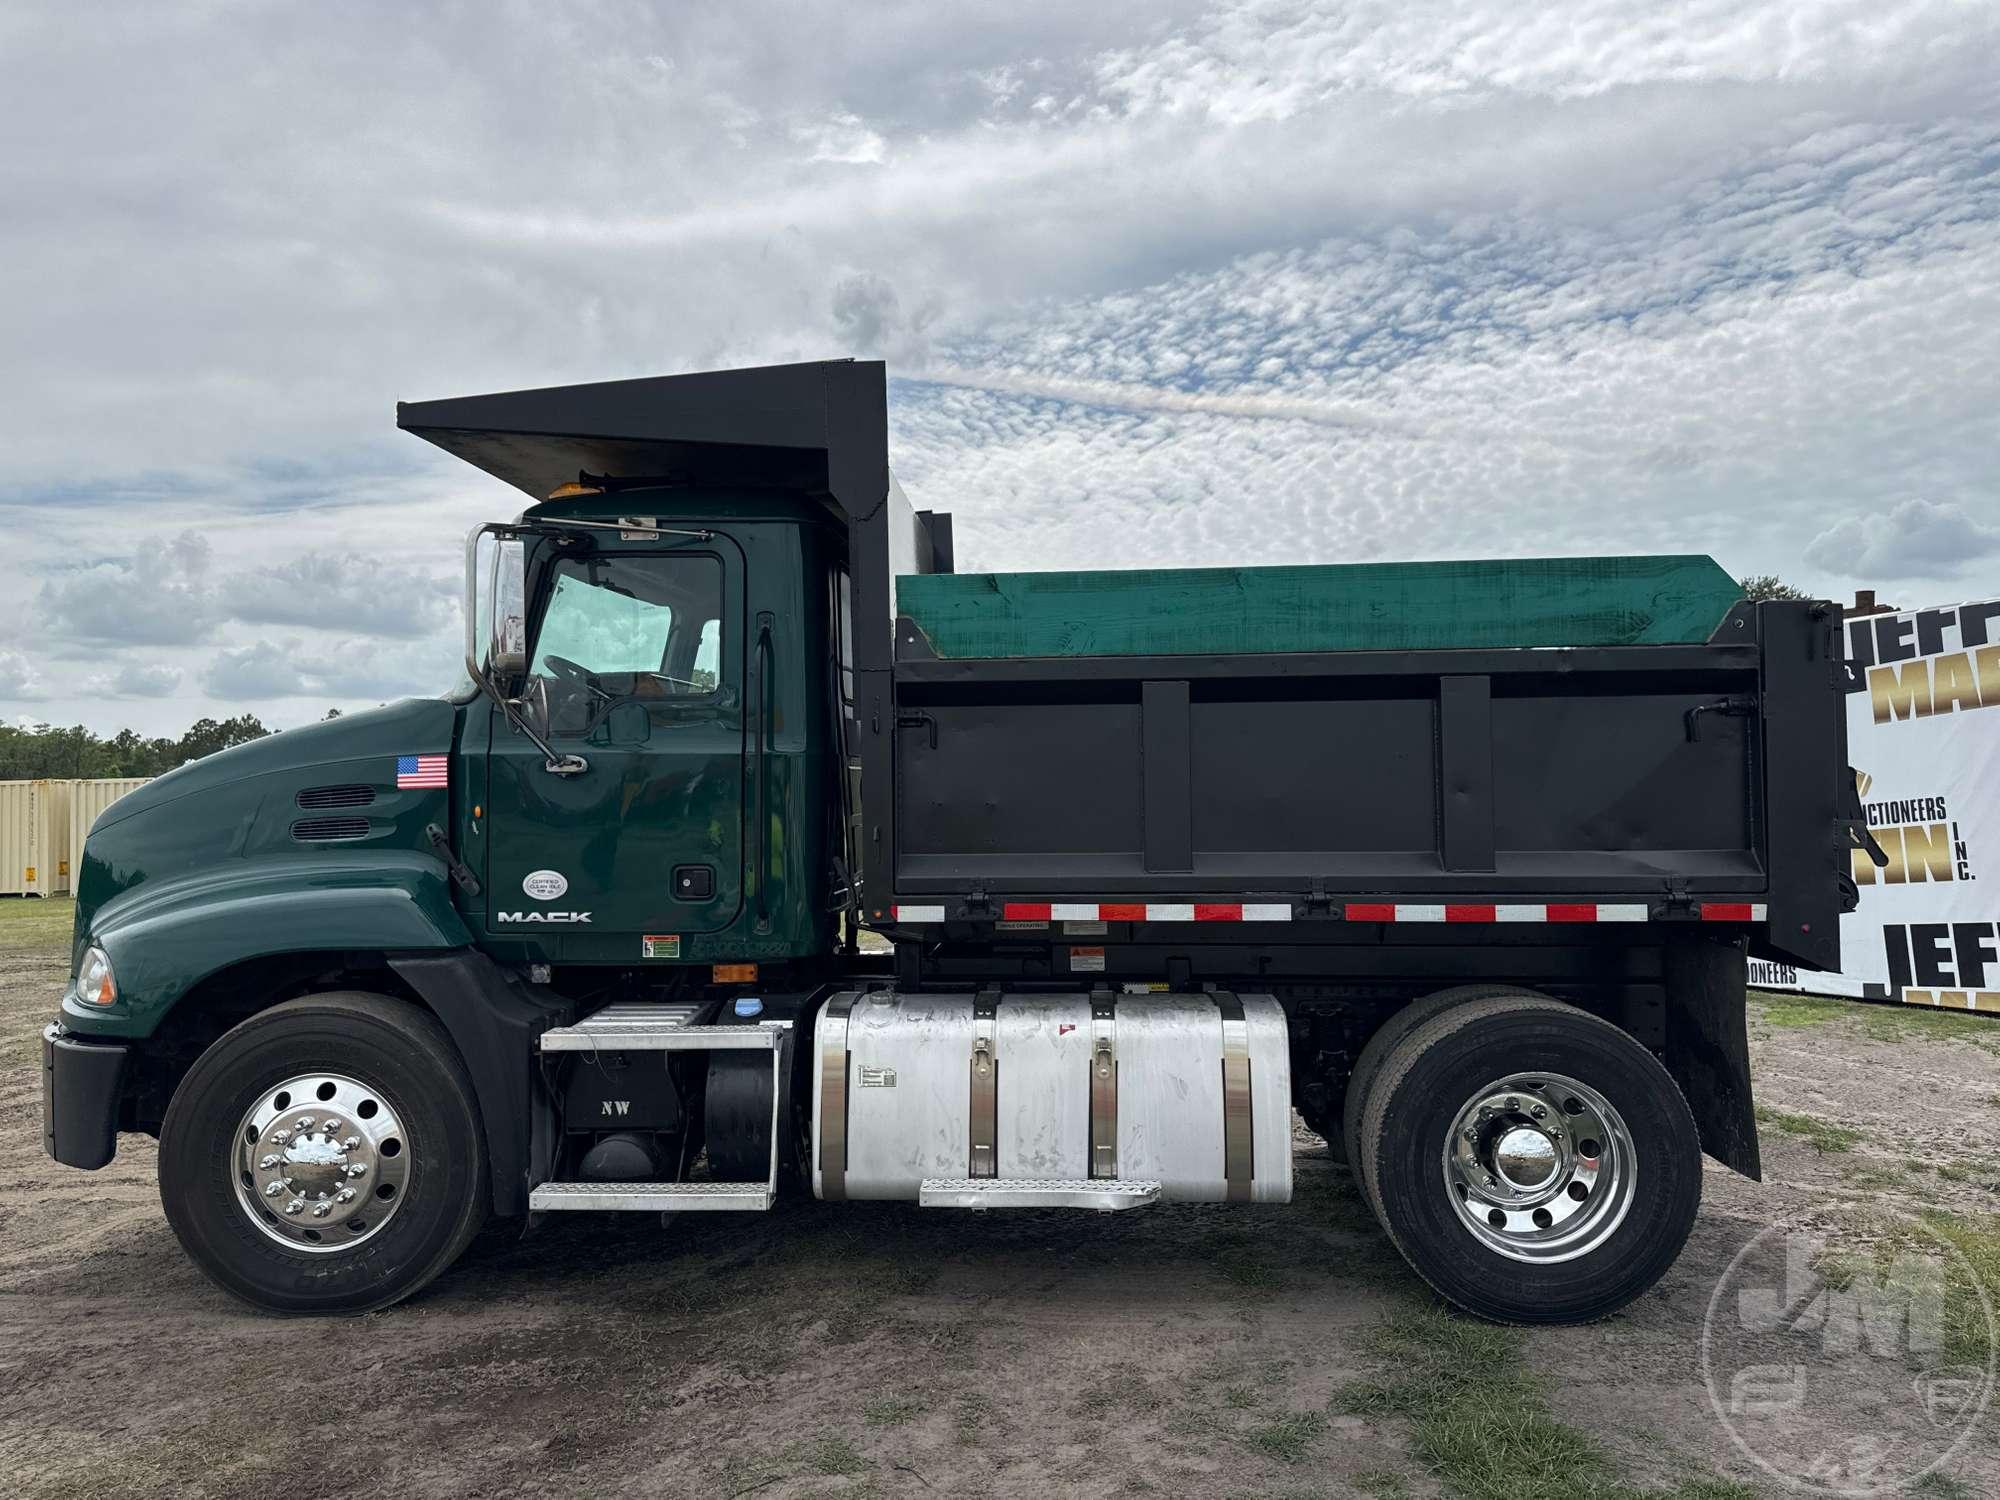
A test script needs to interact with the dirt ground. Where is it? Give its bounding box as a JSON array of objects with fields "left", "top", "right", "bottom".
[{"left": 3, "top": 898, "right": 1996, "bottom": 1499}]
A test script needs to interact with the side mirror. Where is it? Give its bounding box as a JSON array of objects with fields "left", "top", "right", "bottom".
[{"left": 487, "top": 537, "right": 528, "bottom": 678}]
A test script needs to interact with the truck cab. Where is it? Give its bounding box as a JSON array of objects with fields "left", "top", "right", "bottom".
[{"left": 462, "top": 491, "right": 845, "bottom": 970}]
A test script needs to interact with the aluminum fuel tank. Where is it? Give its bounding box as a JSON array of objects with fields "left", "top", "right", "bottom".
[{"left": 812, "top": 990, "right": 1292, "bottom": 1204}]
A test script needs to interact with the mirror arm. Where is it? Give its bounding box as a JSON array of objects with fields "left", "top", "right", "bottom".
[{"left": 466, "top": 653, "right": 589, "bottom": 777}]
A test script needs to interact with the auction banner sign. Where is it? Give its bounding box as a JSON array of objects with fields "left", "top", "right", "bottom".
[{"left": 1749, "top": 596, "right": 2000, "bottom": 1013}]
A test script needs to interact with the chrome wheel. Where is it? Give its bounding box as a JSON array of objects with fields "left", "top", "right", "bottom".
[
  {"left": 232, "top": 1073, "right": 410, "bottom": 1253},
  {"left": 1442, "top": 1072, "right": 1635, "bottom": 1264}
]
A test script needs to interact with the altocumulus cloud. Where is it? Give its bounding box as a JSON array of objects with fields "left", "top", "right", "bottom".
[
  {"left": 40, "top": 532, "right": 456, "bottom": 646},
  {"left": 1, "top": 0, "right": 1998, "bottom": 733},
  {"left": 203, "top": 638, "right": 453, "bottom": 704},
  {"left": 228, "top": 553, "right": 457, "bottom": 638}
]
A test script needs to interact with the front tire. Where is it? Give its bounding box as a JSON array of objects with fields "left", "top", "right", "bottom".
[
  {"left": 1356, "top": 991, "right": 1701, "bottom": 1324},
  {"left": 159, "top": 992, "right": 487, "bottom": 1314}
]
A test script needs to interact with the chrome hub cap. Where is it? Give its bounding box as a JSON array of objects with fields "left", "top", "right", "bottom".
[
  {"left": 233, "top": 1074, "right": 409, "bottom": 1253},
  {"left": 1442, "top": 1072, "right": 1635, "bottom": 1264}
]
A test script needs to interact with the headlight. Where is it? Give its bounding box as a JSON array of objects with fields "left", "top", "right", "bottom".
[{"left": 76, "top": 946, "right": 118, "bottom": 1007}]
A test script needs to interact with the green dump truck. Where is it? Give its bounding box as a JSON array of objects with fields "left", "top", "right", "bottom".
[{"left": 43, "top": 359, "right": 1872, "bottom": 1322}]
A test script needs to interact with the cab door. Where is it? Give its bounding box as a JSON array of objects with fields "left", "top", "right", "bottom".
[{"left": 482, "top": 536, "right": 744, "bottom": 960}]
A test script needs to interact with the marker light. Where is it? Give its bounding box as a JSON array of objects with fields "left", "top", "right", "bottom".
[{"left": 77, "top": 946, "right": 117, "bottom": 1007}]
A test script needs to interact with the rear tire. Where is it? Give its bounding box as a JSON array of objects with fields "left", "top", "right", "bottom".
[
  {"left": 159, "top": 992, "right": 488, "bottom": 1315},
  {"left": 1357, "top": 991, "right": 1701, "bottom": 1324},
  {"left": 1342, "top": 984, "right": 1526, "bottom": 1201}
]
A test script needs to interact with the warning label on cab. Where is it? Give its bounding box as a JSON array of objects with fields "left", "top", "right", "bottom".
[{"left": 642, "top": 934, "right": 681, "bottom": 959}]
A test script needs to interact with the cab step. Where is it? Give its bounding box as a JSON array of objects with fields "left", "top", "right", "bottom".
[
  {"left": 528, "top": 1181, "right": 774, "bottom": 1212},
  {"left": 538, "top": 1002, "right": 788, "bottom": 1053},
  {"left": 918, "top": 1178, "right": 1161, "bottom": 1211},
  {"left": 533, "top": 1005, "right": 790, "bottom": 1211}
]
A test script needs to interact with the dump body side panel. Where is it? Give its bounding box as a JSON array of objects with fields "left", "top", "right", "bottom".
[{"left": 889, "top": 642, "right": 1768, "bottom": 903}]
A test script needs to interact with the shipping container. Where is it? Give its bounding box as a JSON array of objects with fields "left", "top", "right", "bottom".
[
  {"left": 63, "top": 778, "right": 150, "bottom": 893},
  {"left": 0, "top": 780, "right": 65, "bottom": 896}
]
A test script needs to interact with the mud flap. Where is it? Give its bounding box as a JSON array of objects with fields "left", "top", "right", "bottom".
[{"left": 1664, "top": 935, "right": 1761, "bottom": 1181}]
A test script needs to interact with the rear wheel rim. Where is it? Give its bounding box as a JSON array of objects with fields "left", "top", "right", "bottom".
[
  {"left": 1441, "top": 1071, "right": 1635, "bottom": 1265},
  {"left": 232, "top": 1073, "right": 411, "bottom": 1254}
]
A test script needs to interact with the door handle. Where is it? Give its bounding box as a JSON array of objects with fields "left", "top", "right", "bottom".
[{"left": 752, "top": 614, "right": 775, "bottom": 927}]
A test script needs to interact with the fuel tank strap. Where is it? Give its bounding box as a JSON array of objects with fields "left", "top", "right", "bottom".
[
  {"left": 1089, "top": 989, "right": 1118, "bottom": 1179},
  {"left": 969, "top": 990, "right": 999, "bottom": 1178},
  {"left": 1216, "top": 993, "right": 1254, "bottom": 1203},
  {"left": 818, "top": 993, "right": 858, "bottom": 1200}
]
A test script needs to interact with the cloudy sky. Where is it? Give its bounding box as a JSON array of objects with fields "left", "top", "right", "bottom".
[{"left": 4, "top": 0, "right": 1997, "bottom": 735}]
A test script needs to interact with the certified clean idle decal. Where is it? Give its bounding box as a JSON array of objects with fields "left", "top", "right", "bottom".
[{"left": 522, "top": 869, "right": 569, "bottom": 901}]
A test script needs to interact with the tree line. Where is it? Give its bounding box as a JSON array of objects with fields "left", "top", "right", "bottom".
[{"left": 0, "top": 713, "right": 309, "bottom": 781}]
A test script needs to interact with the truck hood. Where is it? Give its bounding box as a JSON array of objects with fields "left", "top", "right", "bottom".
[
  {"left": 71, "top": 697, "right": 462, "bottom": 969},
  {"left": 92, "top": 698, "right": 456, "bottom": 835}
]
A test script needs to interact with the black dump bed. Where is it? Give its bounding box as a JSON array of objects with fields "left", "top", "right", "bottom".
[{"left": 888, "top": 605, "right": 1856, "bottom": 969}]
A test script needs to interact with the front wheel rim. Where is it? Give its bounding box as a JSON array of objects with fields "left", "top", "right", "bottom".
[
  {"left": 1441, "top": 1071, "right": 1636, "bottom": 1265},
  {"left": 232, "top": 1073, "right": 411, "bottom": 1254}
]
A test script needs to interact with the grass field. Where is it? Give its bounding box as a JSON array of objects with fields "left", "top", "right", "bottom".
[{"left": 0, "top": 894, "right": 73, "bottom": 954}]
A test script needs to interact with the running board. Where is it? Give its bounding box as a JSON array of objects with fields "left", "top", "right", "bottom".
[
  {"left": 529, "top": 1181, "right": 773, "bottom": 1212},
  {"left": 918, "top": 1178, "right": 1161, "bottom": 1211}
]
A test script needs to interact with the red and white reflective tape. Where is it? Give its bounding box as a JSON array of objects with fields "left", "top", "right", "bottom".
[
  {"left": 888, "top": 902, "right": 1292, "bottom": 923},
  {"left": 1007, "top": 902, "right": 1293, "bottom": 922},
  {"left": 887, "top": 900, "right": 1767, "bottom": 924},
  {"left": 1698, "top": 902, "right": 1768, "bottom": 922},
  {"left": 1342, "top": 902, "right": 1651, "bottom": 923}
]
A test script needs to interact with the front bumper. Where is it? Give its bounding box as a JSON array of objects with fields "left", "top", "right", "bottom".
[{"left": 42, "top": 1024, "right": 129, "bottom": 1170}]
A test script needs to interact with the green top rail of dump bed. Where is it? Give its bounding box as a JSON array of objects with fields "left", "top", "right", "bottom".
[{"left": 894, "top": 554, "right": 1745, "bottom": 660}]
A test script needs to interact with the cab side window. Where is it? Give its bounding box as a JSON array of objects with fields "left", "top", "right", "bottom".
[{"left": 531, "top": 554, "right": 723, "bottom": 735}]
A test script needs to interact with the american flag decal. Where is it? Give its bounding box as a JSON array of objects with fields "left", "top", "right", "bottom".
[{"left": 396, "top": 754, "right": 449, "bottom": 790}]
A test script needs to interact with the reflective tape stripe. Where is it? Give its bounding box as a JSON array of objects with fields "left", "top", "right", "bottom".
[
  {"left": 1347, "top": 902, "right": 1658, "bottom": 923},
  {"left": 888, "top": 899, "right": 1686, "bottom": 923},
  {"left": 888, "top": 901, "right": 1297, "bottom": 923},
  {"left": 1700, "top": 902, "right": 1768, "bottom": 922}
]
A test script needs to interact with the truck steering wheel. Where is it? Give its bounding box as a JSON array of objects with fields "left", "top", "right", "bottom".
[{"left": 539, "top": 654, "right": 612, "bottom": 706}]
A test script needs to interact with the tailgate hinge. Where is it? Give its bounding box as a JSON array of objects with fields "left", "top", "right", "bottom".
[{"left": 1663, "top": 876, "right": 1693, "bottom": 918}]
